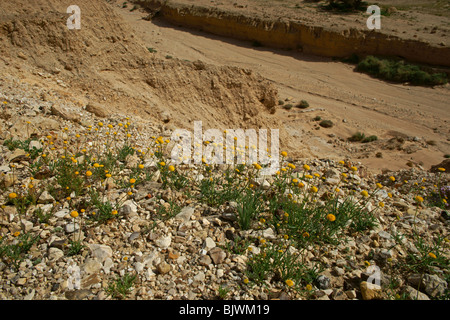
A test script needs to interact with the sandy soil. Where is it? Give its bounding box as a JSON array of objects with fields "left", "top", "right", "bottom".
[{"left": 111, "top": 0, "right": 450, "bottom": 173}]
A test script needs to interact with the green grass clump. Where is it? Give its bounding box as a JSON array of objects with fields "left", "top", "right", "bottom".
[
  {"left": 106, "top": 272, "right": 137, "bottom": 299},
  {"left": 356, "top": 56, "right": 448, "bottom": 86},
  {"left": 295, "top": 100, "right": 309, "bottom": 109},
  {"left": 0, "top": 232, "right": 39, "bottom": 270},
  {"left": 319, "top": 120, "right": 333, "bottom": 128},
  {"left": 348, "top": 132, "right": 378, "bottom": 143}
]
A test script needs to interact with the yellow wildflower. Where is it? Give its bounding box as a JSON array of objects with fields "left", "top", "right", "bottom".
[
  {"left": 253, "top": 163, "right": 262, "bottom": 170},
  {"left": 285, "top": 279, "right": 294, "bottom": 287}
]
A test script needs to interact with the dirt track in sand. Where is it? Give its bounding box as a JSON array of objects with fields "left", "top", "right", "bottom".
[{"left": 112, "top": 1, "right": 450, "bottom": 173}]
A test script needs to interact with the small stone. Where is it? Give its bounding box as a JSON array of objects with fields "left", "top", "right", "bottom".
[
  {"left": 21, "top": 219, "right": 33, "bottom": 233},
  {"left": 48, "top": 247, "right": 64, "bottom": 261},
  {"left": 155, "top": 234, "right": 172, "bottom": 249},
  {"left": 221, "top": 212, "right": 237, "bottom": 221},
  {"left": 199, "top": 255, "right": 212, "bottom": 266},
  {"left": 334, "top": 267, "right": 345, "bottom": 276},
  {"left": 193, "top": 271, "right": 205, "bottom": 282},
  {"left": 360, "top": 281, "right": 383, "bottom": 300},
  {"left": 85, "top": 102, "right": 108, "bottom": 118},
  {"left": 336, "top": 259, "right": 347, "bottom": 267},
  {"left": 65, "top": 222, "right": 80, "bottom": 233},
  {"left": 103, "top": 258, "right": 114, "bottom": 274},
  {"left": 203, "top": 237, "right": 216, "bottom": 250},
  {"left": 38, "top": 191, "right": 55, "bottom": 204},
  {"left": 378, "top": 230, "right": 391, "bottom": 240},
  {"left": 259, "top": 227, "right": 277, "bottom": 240},
  {"left": 120, "top": 200, "right": 138, "bottom": 217},
  {"left": 316, "top": 275, "right": 331, "bottom": 290},
  {"left": 134, "top": 262, "right": 145, "bottom": 273},
  {"left": 50, "top": 239, "right": 67, "bottom": 250},
  {"left": 51, "top": 104, "right": 80, "bottom": 122},
  {"left": 54, "top": 209, "right": 69, "bottom": 218},
  {"left": 404, "top": 286, "right": 430, "bottom": 300},
  {"left": 168, "top": 251, "right": 180, "bottom": 260},
  {"left": 345, "top": 290, "right": 357, "bottom": 299},
  {"left": 156, "top": 261, "right": 171, "bottom": 274},
  {"left": 82, "top": 258, "right": 102, "bottom": 274},
  {"left": 408, "top": 273, "right": 447, "bottom": 297},
  {"left": 208, "top": 247, "right": 226, "bottom": 265},
  {"left": 7, "top": 148, "right": 27, "bottom": 162},
  {"left": 332, "top": 290, "right": 346, "bottom": 300},
  {"left": 175, "top": 206, "right": 195, "bottom": 223},
  {"left": 325, "top": 178, "right": 340, "bottom": 185},
  {"left": 24, "top": 289, "right": 35, "bottom": 300},
  {"left": 81, "top": 273, "right": 101, "bottom": 289},
  {"left": 2, "top": 173, "right": 17, "bottom": 187},
  {"left": 65, "top": 289, "right": 92, "bottom": 300},
  {"left": 129, "top": 232, "right": 140, "bottom": 241},
  {"left": 88, "top": 244, "right": 113, "bottom": 262}
]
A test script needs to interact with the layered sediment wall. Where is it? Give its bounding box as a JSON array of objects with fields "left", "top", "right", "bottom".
[{"left": 135, "top": 0, "right": 450, "bottom": 67}]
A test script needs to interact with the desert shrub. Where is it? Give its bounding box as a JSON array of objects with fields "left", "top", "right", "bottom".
[
  {"left": 348, "top": 132, "right": 365, "bottom": 142},
  {"left": 356, "top": 56, "right": 448, "bottom": 86},
  {"left": 296, "top": 100, "right": 309, "bottom": 109},
  {"left": 326, "top": 0, "right": 364, "bottom": 11},
  {"left": 319, "top": 120, "right": 333, "bottom": 128},
  {"left": 362, "top": 135, "right": 378, "bottom": 143},
  {"left": 349, "top": 132, "right": 378, "bottom": 143}
]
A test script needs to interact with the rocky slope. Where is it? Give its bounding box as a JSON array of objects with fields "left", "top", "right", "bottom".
[{"left": 0, "top": 74, "right": 448, "bottom": 300}]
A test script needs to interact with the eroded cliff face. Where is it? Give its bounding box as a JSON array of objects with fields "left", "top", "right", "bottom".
[
  {"left": 0, "top": 0, "right": 280, "bottom": 132},
  {"left": 136, "top": 0, "right": 450, "bottom": 67}
]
